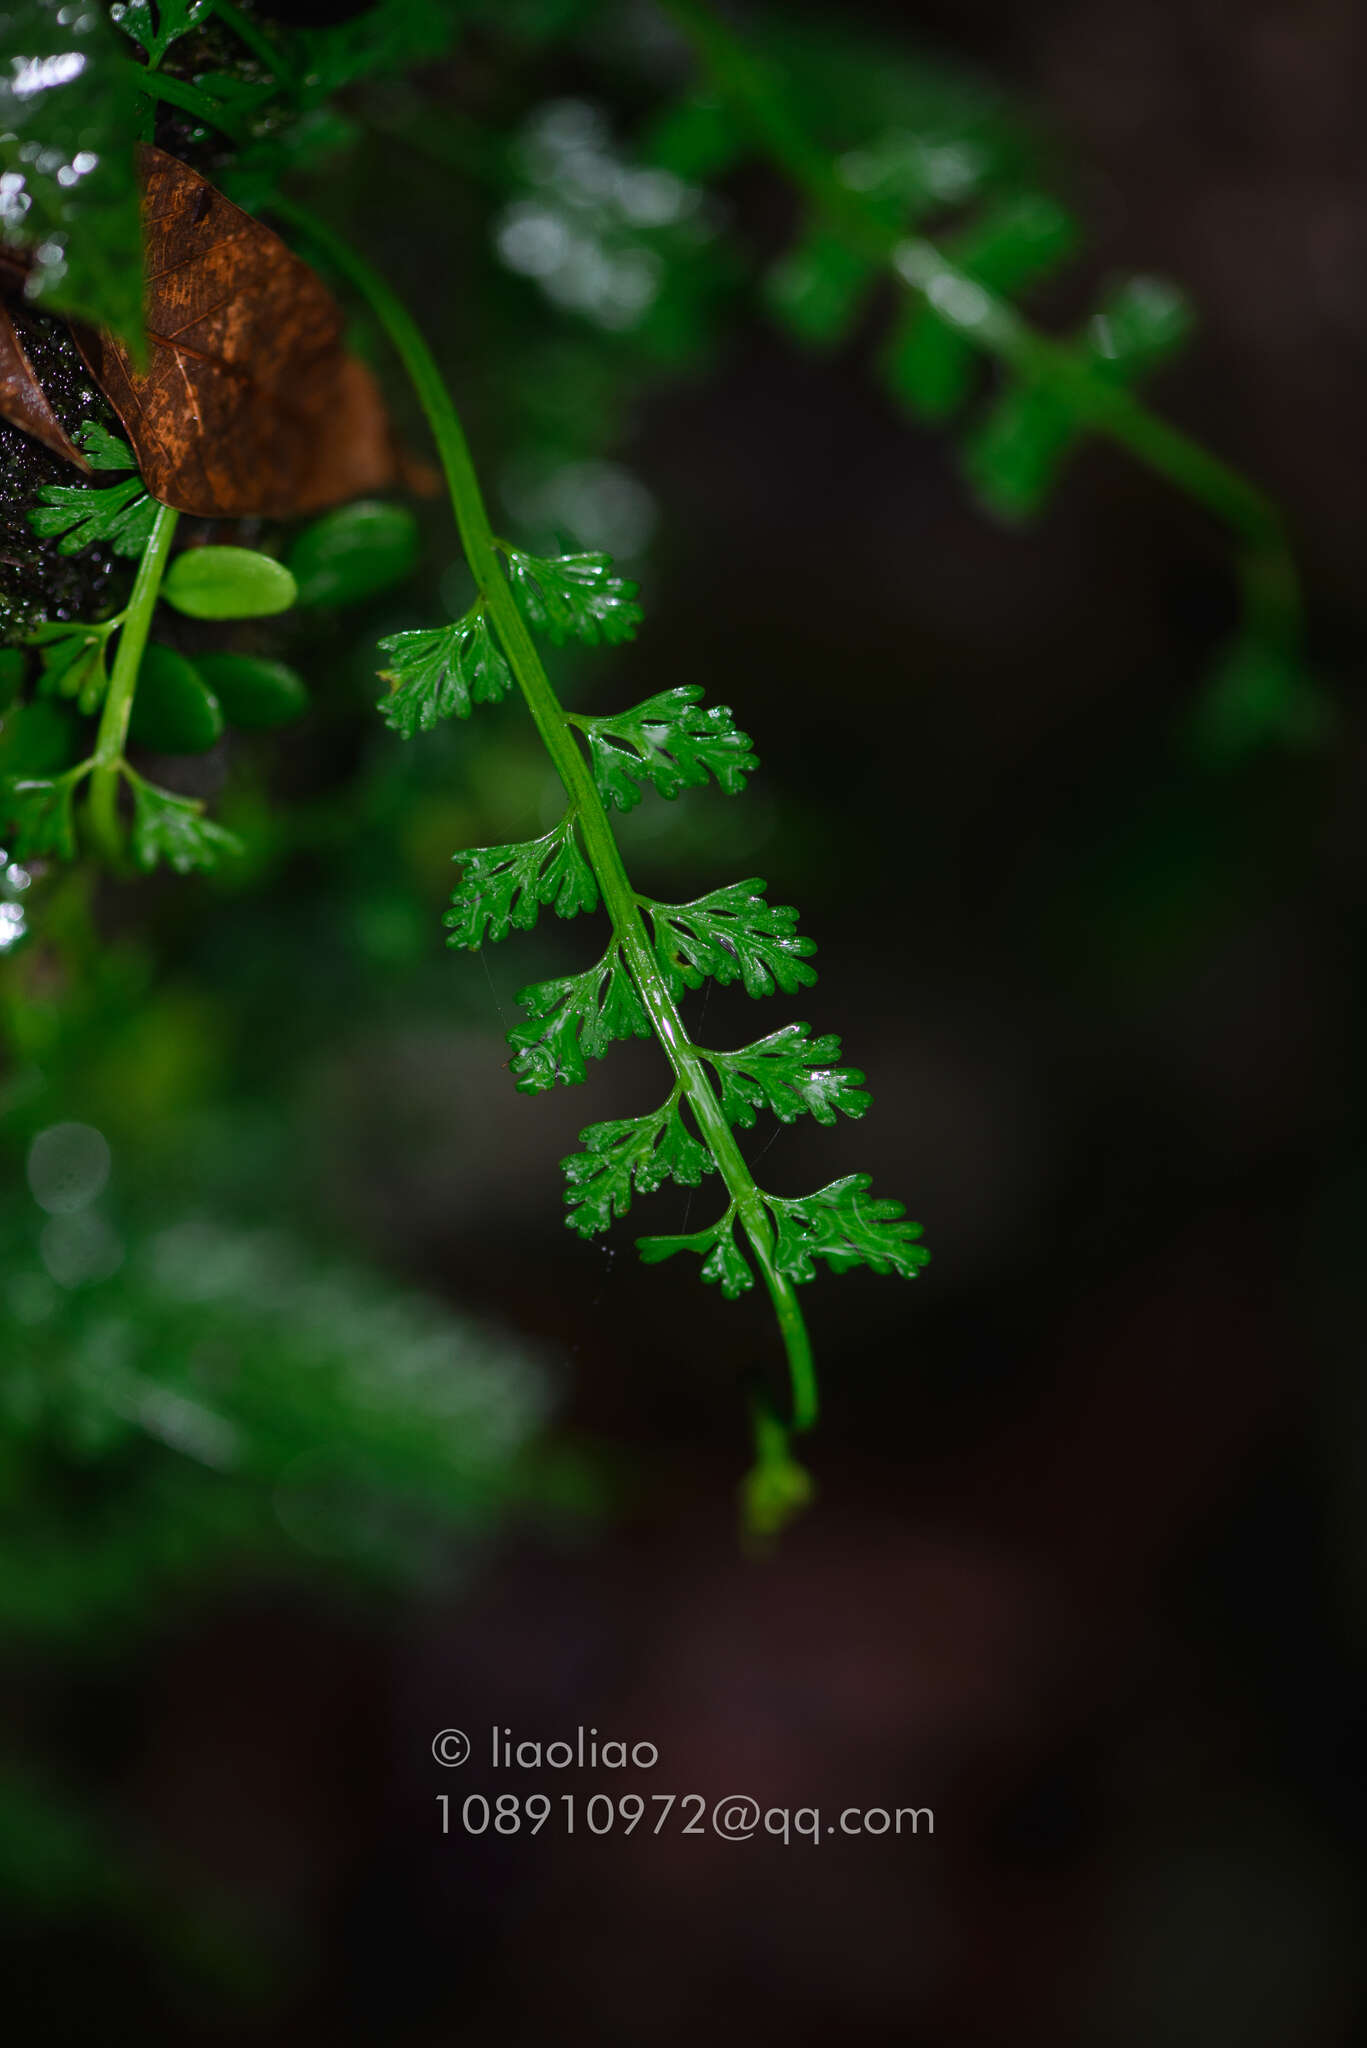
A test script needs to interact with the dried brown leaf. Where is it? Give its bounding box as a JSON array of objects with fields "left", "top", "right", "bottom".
[
  {"left": 0, "top": 299, "right": 90, "bottom": 469},
  {"left": 76, "top": 146, "right": 400, "bottom": 519}
]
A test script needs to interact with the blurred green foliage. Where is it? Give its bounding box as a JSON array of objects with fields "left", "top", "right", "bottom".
[{"left": 0, "top": 0, "right": 145, "bottom": 339}]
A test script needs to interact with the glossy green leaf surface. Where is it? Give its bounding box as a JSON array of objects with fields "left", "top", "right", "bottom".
[
  {"left": 506, "top": 548, "right": 643, "bottom": 647},
  {"left": 445, "top": 814, "right": 597, "bottom": 950},
  {"left": 637, "top": 1207, "right": 756, "bottom": 1300},
  {"left": 706, "top": 1023, "right": 870, "bottom": 1129},
  {"left": 508, "top": 945, "right": 650, "bottom": 1093},
  {"left": 0, "top": 0, "right": 144, "bottom": 340},
  {"left": 128, "top": 646, "right": 223, "bottom": 756},
  {"left": 377, "top": 607, "right": 512, "bottom": 736},
  {"left": 579, "top": 686, "right": 757, "bottom": 812},
  {"left": 76, "top": 422, "right": 136, "bottom": 472},
  {"left": 644, "top": 879, "right": 816, "bottom": 999},
  {"left": 112, "top": 0, "right": 212, "bottom": 65},
  {"left": 767, "top": 1174, "right": 929, "bottom": 1283},
  {"left": 161, "top": 548, "right": 298, "bottom": 621},
  {"left": 562, "top": 1092, "right": 714, "bottom": 1238},
  {"left": 287, "top": 500, "right": 420, "bottom": 609},
  {"left": 28, "top": 477, "right": 157, "bottom": 559}
]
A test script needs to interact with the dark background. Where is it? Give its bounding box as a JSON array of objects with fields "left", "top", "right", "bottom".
[{"left": 9, "top": 1, "right": 1367, "bottom": 2040}]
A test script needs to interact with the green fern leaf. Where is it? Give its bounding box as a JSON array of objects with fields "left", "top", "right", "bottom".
[
  {"left": 127, "top": 774, "right": 241, "bottom": 876},
  {"left": 707, "top": 1023, "right": 870, "bottom": 1128},
  {"left": 76, "top": 422, "right": 137, "bottom": 472},
  {"left": 766, "top": 1174, "right": 928, "bottom": 1283},
  {"left": 34, "top": 630, "right": 109, "bottom": 716},
  {"left": 637, "top": 1207, "right": 755, "bottom": 1299},
  {"left": 377, "top": 607, "right": 512, "bottom": 737},
  {"left": 644, "top": 879, "right": 817, "bottom": 999},
  {"left": 28, "top": 478, "right": 158, "bottom": 560},
  {"left": 114, "top": 0, "right": 213, "bottom": 64},
  {"left": 562, "top": 1092, "right": 714, "bottom": 1237},
  {"left": 446, "top": 814, "right": 598, "bottom": 949},
  {"left": 0, "top": 769, "right": 88, "bottom": 863},
  {"left": 579, "top": 687, "right": 757, "bottom": 812},
  {"left": 505, "top": 549, "right": 643, "bottom": 647},
  {"left": 509, "top": 945, "right": 650, "bottom": 1093}
]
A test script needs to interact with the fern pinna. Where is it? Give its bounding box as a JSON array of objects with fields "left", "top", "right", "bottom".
[{"left": 284, "top": 211, "right": 928, "bottom": 1536}]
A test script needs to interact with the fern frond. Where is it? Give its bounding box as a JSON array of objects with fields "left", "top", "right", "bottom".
[
  {"left": 643, "top": 878, "right": 816, "bottom": 999},
  {"left": 706, "top": 1024, "right": 870, "bottom": 1128},
  {"left": 298, "top": 187, "right": 927, "bottom": 1520},
  {"left": 637, "top": 1205, "right": 756, "bottom": 1299},
  {"left": 505, "top": 547, "right": 643, "bottom": 646},
  {"left": 77, "top": 422, "right": 138, "bottom": 471},
  {"left": 377, "top": 606, "right": 512, "bottom": 736},
  {"left": 28, "top": 477, "right": 158, "bottom": 559},
  {"left": 767, "top": 1174, "right": 929, "bottom": 1283},
  {"left": 446, "top": 815, "right": 598, "bottom": 949},
  {"left": 576, "top": 686, "right": 757, "bottom": 811},
  {"left": 509, "top": 945, "right": 651, "bottom": 1092},
  {"left": 562, "top": 1090, "right": 714, "bottom": 1237}
]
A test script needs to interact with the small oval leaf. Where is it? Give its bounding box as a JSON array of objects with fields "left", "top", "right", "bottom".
[
  {"left": 129, "top": 646, "right": 224, "bottom": 755},
  {"left": 286, "top": 500, "right": 420, "bottom": 609},
  {"left": 195, "top": 654, "right": 309, "bottom": 731},
  {"left": 162, "top": 547, "right": 297, "bottom": 620}
]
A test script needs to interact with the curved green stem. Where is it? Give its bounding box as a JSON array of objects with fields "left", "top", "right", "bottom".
[
  {"left": 661, "top": 0, "right": 1297, "bottom": 566},
  {"left": 276, "top": 201, "right": 818, "bottom": 1432},
  {"left": 87, "top": 502, "right": 179, "bottom": 864}
]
